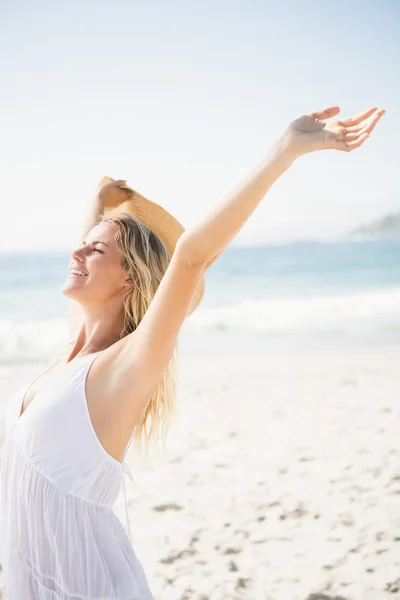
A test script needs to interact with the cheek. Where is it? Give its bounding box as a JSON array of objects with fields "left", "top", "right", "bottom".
[{"left": 91, "top": 261, "right": 124, "bottom": 288}]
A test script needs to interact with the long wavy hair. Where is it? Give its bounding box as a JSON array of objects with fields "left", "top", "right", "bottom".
[
  {"left": 105, "top": 212, "right": 178, "bottom": 457},
  {"left": 66, "top": 212, "right": 178, "bottom": 458}
]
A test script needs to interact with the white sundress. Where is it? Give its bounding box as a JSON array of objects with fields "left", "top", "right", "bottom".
[{"left": 0, "top": 352, "right": 155, "bottom": 599}]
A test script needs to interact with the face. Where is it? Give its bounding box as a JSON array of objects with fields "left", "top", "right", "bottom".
[{"left": 61, "top": 221, "right": 131, "bottom": 305}]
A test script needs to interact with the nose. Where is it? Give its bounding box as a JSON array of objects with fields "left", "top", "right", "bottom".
[
  {"left": 71, "top": 244, "right": 86, "bottom": 264},
  {"left": 72, "top": 248, "right": 83, "bottom": 260}
]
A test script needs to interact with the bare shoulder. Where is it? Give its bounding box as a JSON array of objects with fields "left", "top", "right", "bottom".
[
  {"left": 86, "top": 335, "right": 149, "bottom": 432},
  {"left": 86, "top": 247, "right": 204, "bottom": 438},
  {"left": 83, "top": 336, "right": 150, "bottom": 462}
]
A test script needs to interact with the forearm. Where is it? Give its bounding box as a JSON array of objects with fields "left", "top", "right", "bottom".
[
  {"left": 79, "top": 195, "right": 104, "bottom": 242},
  {"left": 182, "top": 137, "right": 296, "bottom": 266}
]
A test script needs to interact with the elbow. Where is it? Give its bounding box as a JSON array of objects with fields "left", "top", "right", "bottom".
[{"left": 174, "top": 233, "right": 210, "bottom": 270}]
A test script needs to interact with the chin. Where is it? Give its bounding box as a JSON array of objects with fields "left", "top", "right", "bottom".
[{"left": 60, "top": 280, "right": 84, "bottom": 300}]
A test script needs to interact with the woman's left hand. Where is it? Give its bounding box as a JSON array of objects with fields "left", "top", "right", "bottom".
[
  {"left": 96, "top": 176, "right": 133, "bottom": 209},
  {"left": 283, "top": 106, "right": 385, "bottom": 157}
]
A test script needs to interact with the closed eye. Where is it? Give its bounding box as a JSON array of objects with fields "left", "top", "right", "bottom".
[{"left": 79, "top": 240, "right": 106, "bottom": 253}]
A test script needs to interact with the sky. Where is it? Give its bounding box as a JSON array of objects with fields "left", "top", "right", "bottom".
[{"left": 0, "top": 0, "right": 399, "bottom": 252}]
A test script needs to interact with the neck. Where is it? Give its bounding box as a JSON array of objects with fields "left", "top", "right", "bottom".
[{"left": 66, "top": 301, "right": 126, "bottom": 361}]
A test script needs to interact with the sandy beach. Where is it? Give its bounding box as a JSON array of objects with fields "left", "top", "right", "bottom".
[{"left": 1, "top": 333, "right": 398, "bottom": 600}]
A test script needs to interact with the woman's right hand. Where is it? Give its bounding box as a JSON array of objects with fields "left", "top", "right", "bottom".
[
  {"left": 96, "top": 176, "right": 133, "bottom": 209},
  {"left": 282, "top": 106, "right": 385, "bottom": 158}
]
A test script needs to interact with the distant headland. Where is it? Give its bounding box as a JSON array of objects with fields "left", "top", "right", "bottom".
[{"left": 350, "top": 210, "right": 400, "bottom": 240}]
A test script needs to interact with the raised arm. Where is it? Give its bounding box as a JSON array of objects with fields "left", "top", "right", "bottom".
[
  {"left": 182, "top": 106, "right": 385, "bottom": 267},
  {"left": 107, "top": 105, "right": 385, "bottom": 407}
]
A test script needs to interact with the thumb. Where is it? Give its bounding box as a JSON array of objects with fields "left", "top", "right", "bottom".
[{"left": 310, "top": 106, "right": 340, "bottom": 121}]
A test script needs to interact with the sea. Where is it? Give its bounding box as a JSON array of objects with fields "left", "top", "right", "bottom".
[{"left": 1, "top": 239, "right": 400, "bottom": 366}]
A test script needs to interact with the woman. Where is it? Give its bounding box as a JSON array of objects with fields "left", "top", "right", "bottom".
[{"left": 0, "top": 105, "right": 384, "bottom": 599}]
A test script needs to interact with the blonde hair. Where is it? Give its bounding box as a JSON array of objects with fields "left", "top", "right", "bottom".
[
  {"left": 101, "top": 212, "right": 178, "bottom": 457},
  {"left": 64, "top": 212, "right": 178, "bottom": 458}
]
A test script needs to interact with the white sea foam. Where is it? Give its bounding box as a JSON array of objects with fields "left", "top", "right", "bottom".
[
  {"left": 2, "top": 288, "right": 400, "bottom": 364},
  {"left": 186, "top": 288, "right": 400, "bottom": 334},
  {"left": 0, "top": 318, "right": 69, "bottom": 364}
]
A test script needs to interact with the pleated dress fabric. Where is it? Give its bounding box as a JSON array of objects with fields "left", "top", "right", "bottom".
[{"left": 0, "top": 352, "right": 155, "bottom": 599}]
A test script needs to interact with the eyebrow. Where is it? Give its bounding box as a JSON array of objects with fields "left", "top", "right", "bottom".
[{"left": 83, "top": 240, "right": 108, "bottom": 248}]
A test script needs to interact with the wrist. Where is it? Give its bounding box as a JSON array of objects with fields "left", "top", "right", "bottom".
[
  {"left": 274, "top": 132, "right": 302, "bottom": 164},
  {"left": 93, "top": 193, "right": 105, "bottom": 211},
  {"left": 258, "top": 136, "right": 298, "bottom": 182}
]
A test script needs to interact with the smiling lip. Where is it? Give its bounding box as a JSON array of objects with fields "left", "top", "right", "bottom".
[
  {"left": 69, "top": 264, "right": 88, "bottom": 274},
  {"left": 68, "top": 269, "right": 88, "bottom": 277}
]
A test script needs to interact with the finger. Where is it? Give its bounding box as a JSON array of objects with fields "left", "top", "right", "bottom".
[
  {"left": 120, "top": 184, "right": 135, "bottom": 193},
  {"left": 310, "top": 106, "right": 340, "bottom": 120},
  {"left": 98, "top": 175, "right": 113, "bottom": 187},
  {"left": 345, "top": 111, "right": 385, "bottom": 141},
  {"left": 362, "top": 108, "right": 385, "bottom": 133},
  {"left": 344, "top": 130, "right": 369, "bottom": 142},
  {"left": 344, "top": 109, "right": 385, "bottom": 139},
  {"left": 340, "top": 107, "right": 379, "bottom": 127},
  {"left": 346, "top": 123, "right": 366, "bottom": 133},
  {"left": 342, "top": 132, "right": 370, "bottom": 152},
  {"left": 344, "top": 115, "right": 383, "bottom": 132}
]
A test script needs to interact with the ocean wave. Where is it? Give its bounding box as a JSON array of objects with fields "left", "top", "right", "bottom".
[
  {"left": 0, "top": 318, "right": 69, "bottom": 364},
  {"left": 2, "top": 288, "right": 400, "bottom": 363},
  {"left": 186, "top": 288, "right": 400, "bottom": 333}
]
